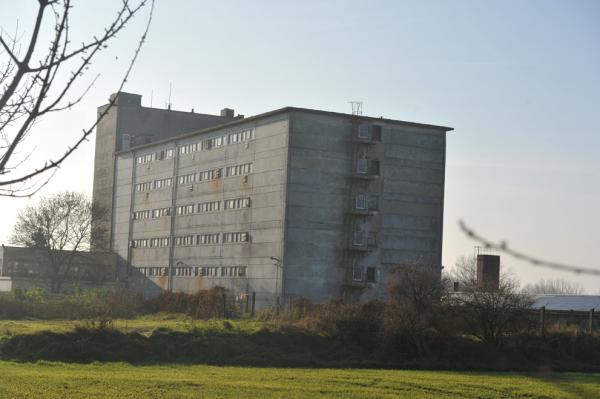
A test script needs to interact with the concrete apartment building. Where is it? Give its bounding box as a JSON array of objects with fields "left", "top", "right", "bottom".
[{"left": 95, "top": 93, "right": 452, "bottom": 307}]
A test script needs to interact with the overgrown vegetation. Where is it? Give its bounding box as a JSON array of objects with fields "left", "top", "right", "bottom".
[
  {"left": 0, "top": 286, "right": 237, "bottom": 320},
  {"left": 0, "top": 269, "right": 598, "bottom": 371}
]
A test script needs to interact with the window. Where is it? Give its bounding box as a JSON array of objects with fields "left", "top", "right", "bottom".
[
  {"left": 201, "top": 266, "right": 219, "bottom": 277},
  {"left": 367, "top": 195, "right": 378, "bottom": 210},
  {"left": 371, "top": 125, "right": 382, "bottom": 141},
  {"left": 201, "top": 138, "right": 213, "bottom": 150},
  {"left": 358, "top": 124, "right": 370, "bottom": 139},
  {"left": 221, "top": 266, "right": 247, "bottom": 277},
  {"left": 371, "top": 159, "right": 380, "bottom": 175},
  {"left": 226, "top": 163, "right": 252, "bottom": 177},
  {"left": 356, "top": 159, "right": 380, "bottom": 175},
  {"left": 353, "top": 230, "right": 366, "bottom": 246},
  {"left": 242, "top": 129, "right": 254, "bottom": 141},
  {"left": 178, "top": 173, "right": 196, "bottom": 185},
  {"left": 136, "top": 153, "right": 155, "bottom": 164},
  {"left": 201, "top": 136, "right": 226, "bottom": 150},
  {"left": 366, "top": 267, "right": 376, "bottom": 282},
  {"left": 174, "top": 235, "right": 194, "bottom": 246},
  {"left": 199, "top": 168, "right": 222, "bottom": 181},
  {"left": 176, "top": 204, "right": 195, "bottom": 215},
  {"left": 178, "top": 142, "right": 198, "bottom": 155},
  {"left": 197, "top": 233, "right": 220, "bottom": 245},
  {"left": 135, "top": 182, "right": 152, "bottom": 192},
  {"left": 352, "top": 268, "right": 363, "bottom": 281},
  {"left": 131, "top": 239, "right": 149, "bottom": 248},
  {"left": 355, "top": 194, "right": 378, "bottom": 211},
  {"left": 150, "top": 237, "right": 170, "bottom": 247},
  {"left": 198, "top": 201, "right": 221, "bottom": 213},
  {"left": 224, "top": 197, "right": 250, "bottom": 210},
  {"left": 154, "top": 177, "right": 173, "bottom": 190},
  {"left": 174, "top": 267, "right": 194, "bottom": 277},
  {"left": 355, "top": 194, "right": 367, "bottom": 210},
  {"left": 152, "top": 207, "right": 171, "bottom": 218},
  {"left": 132, "top": 210, "right": 151, "bottom": 220},
  {"left": 223, "top": 232, "right": 249, "bottom": 243},
  {"left": 155, "top": 148, "right": 174, "bottom": 161},
  {"left": 228, "top": 129, "right": 254, "bottom": 144},
  {"left": 367, "top": 232, "right": 377, "bottom": 247},
  {"left": 146, "top": 267, "right": 168, "bottom": 277},
  {"left": 356, "top": 158, "right": 368, "bottom": 174}
]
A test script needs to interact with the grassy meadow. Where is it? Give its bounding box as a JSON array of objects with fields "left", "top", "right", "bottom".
[
  {"left": 1, "top": 316, "right": 599, "bottom": 398},
  {"left": 1, "top": 361, "right": 599, "bottom": 399}
]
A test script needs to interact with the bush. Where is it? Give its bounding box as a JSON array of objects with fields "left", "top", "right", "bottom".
[{"left": 142, "top": 287, "right": 234, "bottom": 319}]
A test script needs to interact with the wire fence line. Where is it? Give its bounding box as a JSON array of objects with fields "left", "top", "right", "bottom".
[{"left": 459, "top": 220, "right": 600, "bottom": 276}]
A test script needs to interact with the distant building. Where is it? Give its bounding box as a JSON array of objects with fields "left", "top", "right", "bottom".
[
  {"left": 531, "top": 295, "right": 600, "bottom": 312},
  {"left": 97, "top": 93, "right": 452, "bottom": 307},
  {"left": 0, "top": 245, "right": 117, "bottom": 293}
]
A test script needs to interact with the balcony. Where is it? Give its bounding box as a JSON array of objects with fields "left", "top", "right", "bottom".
[
  {"left": 351, "top": 159, "right": 380, "bottom": 180},
  {"left": 351, "top": 231, "right": 377, "bottom": 252},
  {"left": 353, "top": 124, "right": 382, "bottom": 145},
  {"left": 348, "top": 194, "right": 378, "bottom": 216}
]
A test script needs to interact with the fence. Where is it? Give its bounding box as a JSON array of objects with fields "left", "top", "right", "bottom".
[{"left": 534, "top": 307, "right": 596, "bottom": 335}]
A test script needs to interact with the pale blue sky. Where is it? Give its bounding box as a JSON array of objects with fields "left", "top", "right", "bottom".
[{"left": 1, "top": 1, "right": 599, "bottom": 291}]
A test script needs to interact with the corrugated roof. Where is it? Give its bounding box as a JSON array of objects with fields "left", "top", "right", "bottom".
[{"left": 531, "top": 295, "right": 600, "bottom": 311}]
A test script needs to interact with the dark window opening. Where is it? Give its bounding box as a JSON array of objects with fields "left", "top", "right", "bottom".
[
  {"left": 366, "top": 267, "right": 376, "bottom": 282},
  {"left": 371, "top": 125, "right": 382, "bottom": 141}
]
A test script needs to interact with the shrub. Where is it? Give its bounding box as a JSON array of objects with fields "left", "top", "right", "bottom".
[{"left": 142, "top": 287, "right": 234, "bottom": 319}]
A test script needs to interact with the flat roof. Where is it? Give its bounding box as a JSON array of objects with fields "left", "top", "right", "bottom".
[
  {"left": 117, "top": 106, "right": 453, "bottom": 155},
  {"left": 531, "top": 295, "right": 600, "bottom": 311}
]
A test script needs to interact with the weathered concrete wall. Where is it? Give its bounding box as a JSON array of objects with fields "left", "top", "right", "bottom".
[
  {"left": 92, "top": 92, "right": 237, "bottom": 250},
  {"left": 0, "top": 246, "right": 118, "bottom": 293},
  {"left": 0, "top": 277, "right": 121, "bottom": 293},
  {"left": 113, "top": 115, "right": 290, "bottom": 307},
  {"left": 283, "top": 112, "right": 352, "bottom": 302},
  {"left": 378, "top": 124, "right": 446, "bottom": 297},
  {"left": 283, "top": 110, "right": 447, "bottom": 303}
]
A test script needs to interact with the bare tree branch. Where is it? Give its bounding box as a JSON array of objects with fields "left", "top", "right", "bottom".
[
  {"left": 0, "top": 0, "right": 154, "bottom": 196},
  {"left": 459, "top": 220, "right": 600, "bottom": 276}
]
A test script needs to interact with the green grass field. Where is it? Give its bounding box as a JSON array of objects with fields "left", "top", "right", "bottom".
[
  {"left": 1, "top": 317, "right": 599, "bottom": 398},
  {"left": 0, "top": 315, "right": 263, "bottom": 339},
  {"left": 0, "top": 361, "right": 598, "bottom": 399}
]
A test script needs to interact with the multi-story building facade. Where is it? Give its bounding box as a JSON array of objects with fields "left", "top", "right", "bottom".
[
  {"left": 103, "top": 99, "right": 452, "bottom": 307},
  {"left": 92, "top": 92, "right": 240, "bottom": 249}
]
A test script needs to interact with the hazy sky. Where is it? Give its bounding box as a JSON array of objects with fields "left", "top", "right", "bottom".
[{"left": 1, "top": 1, "right": 599, "bottom": 292}]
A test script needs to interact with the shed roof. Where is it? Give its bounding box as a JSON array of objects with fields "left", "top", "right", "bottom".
[{"left": 531, "top": 295, "right": 600, "bottom": 311}]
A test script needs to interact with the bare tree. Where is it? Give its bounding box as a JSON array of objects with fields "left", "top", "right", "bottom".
[
  {"left": 387, "top": 265, "right": 449, "bottom": 314},
  {"left": 0, "top": 0, "right": 154, "bottom": 197},
  {"left": 383, "top": 265, "right": 452, "bottom": 356},
  {"left": 523, "top": 278, "right": 584, "bottom": 295},
  {"left": 453, "top": 278, "right": 532, "bottom": 346},
  {"left": 10, "top": 191, "right": 106, "bottom": 293},
  {"left": 447, "top": 254, "right": 477, "bottom": 290}
]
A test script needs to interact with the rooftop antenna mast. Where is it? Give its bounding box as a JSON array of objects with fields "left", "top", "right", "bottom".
[
  {"left": 167, "top": 82, "right": 172, "bottom": 110},
  {"left": 349, "top": 101, "right": 363, "bottom": 116}
]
